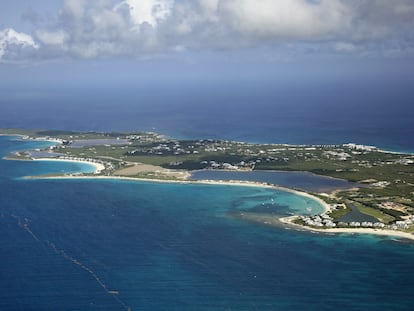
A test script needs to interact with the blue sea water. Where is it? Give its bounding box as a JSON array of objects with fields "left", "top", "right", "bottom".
[
  {"left": 0, "top": 137, "right": 98, "bottom": 178},
  {"left": 1, "top": 79, "right": 414, "bottom": 153},
  {"left": 1, "top": 136, "right": 414, "bottom": 310}
]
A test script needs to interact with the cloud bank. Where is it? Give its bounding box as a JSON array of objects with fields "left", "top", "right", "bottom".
[{"left": 1, "top": 0, "right": 414, "bottom": 62}]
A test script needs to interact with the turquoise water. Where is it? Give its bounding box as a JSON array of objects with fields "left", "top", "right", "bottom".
[
  {"left": 1, "top": 136, "right": 414, "bottom": 310},
  {"left": 191, "top": 170, "right": 360, "bottom": 193},
  {"left": 1, "top": 137, "right": 98, "bottom": 179}
]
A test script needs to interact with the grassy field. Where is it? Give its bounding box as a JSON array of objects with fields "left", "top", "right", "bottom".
[
  {"left": 353, "top": 202, "right": 395, "bottom": 223},
  {"left": 329, "top": 206, "right": 352, "bottom": 220}
]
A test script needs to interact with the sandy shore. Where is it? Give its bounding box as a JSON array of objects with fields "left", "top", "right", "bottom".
[
  {"left": 4, "top": 132, "right": 413, "bottom": 241},
  {"left": 24, "top": 167, "right": 413, "bottom": 241},
  {"left": 33, "top": 158, "right": 105, "bottom": 174},
  {"left": 28, "top": 173, "right": 330, "bottom": 210},
  {"left": 0, "top": 133, "right": 62, "bottom": 143},
  {"left": 26, "top": 174, "right": 414, "bottom": 241},
  {"left": 279, "top": 216, "right": 414, "bottom": 241}
]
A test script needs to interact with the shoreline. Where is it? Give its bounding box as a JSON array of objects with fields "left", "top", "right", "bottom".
[
  {"left": 32, "top": 158, "right": 105, "bottom": 174},
  {"left": 190, "top": 169, "right": 361, "bottom": 194},
  {"left": 279, "top": 216, "right": 414, "bottom": 241},
  {"left": 0, "top": 134, "right": 26, "bottom": 137},
  {"left": 3, "top": 133, "right": 413, "bottom": 241},
  {"left": 1, "top": 132, "right": 413, "bottom": 156},
  {"left": 26, "top": 173, "right": 330, "bottom": 211},
  {"left": 191, "top": 168, "right": 355, "bottom": 183},
  {"left": 31, "top": 173, "right": 414, "bottom": 241},
  {"left": 0, "top": 133, "right": 58, "bottom": 142}
]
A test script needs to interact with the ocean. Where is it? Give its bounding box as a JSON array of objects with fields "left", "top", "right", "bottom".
[
  {"left": 1, "top": 79, "right": 414, "bottom": 153},
  {"left": 1, "top": 136, "right": 414, "bottom": 310},
  {"left": 1, "top": 76, "right": 414, "bottom": 310}
]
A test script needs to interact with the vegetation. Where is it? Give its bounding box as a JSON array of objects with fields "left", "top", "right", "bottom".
[
  {"left": 329, "top": 206, "right": 352, "bottom": 220},
  {"left": 1, "top": 128, "right": 413, "bottom": 231},
  {"left": 352, "top": 202, "right": 395, "bottom": 224}
]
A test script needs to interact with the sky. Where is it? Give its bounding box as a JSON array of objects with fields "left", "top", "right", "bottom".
[
  {"left": 1, "top": 0, "right": 414, "bottom": 102},
  {"left": 1, "top": 0, "right": 414, "bottom": 148},
  {"left": 1, "top": 1, "right": 414, "bottom": 66}
]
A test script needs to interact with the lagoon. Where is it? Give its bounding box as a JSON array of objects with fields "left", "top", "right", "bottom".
[{"left": 0, "top": 136, "right": 413, "bottom": 310}]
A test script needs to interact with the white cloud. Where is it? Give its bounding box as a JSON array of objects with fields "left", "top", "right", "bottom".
[
  {"left": 60, "top": 0, "right": 86, "bottom": 19},
  {"left": 1, "top": 0, "right": 414, "bottom": 61},
  {"left": 0, "top": 28, "right": 38, "bottom": 61},
  {"left": 220, "top": 0, "right": 350, "bottom": 40},
  {"left": 36, "top": 30, "right": 68, "bottom": 46},
  {"left": 119, "top": 0, "right": 173, "bottom": 27}
]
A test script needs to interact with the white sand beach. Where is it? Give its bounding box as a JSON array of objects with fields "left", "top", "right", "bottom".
[
  {"left": 33, "top": 158, "right": 105, "bottom": 174},
  {"left": 23, "top": 158, "right": 414, "bottom": 244}
]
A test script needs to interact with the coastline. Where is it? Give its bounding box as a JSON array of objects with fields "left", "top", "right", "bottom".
[
  {"left": 2, "top": 132, "right": 413, "bottom": 155},
  {"left": 0, "top": 134, "right": 26, "bottom": 137},
  {"left": 191, "top": 168, "right": 358, "bottom": 183},
  {"left": 32, "top": 158, "right": 105, "bottom": 174},
  {"left": 279, "top": 216, "right": 414, "bottom": 241},
  {"left": 26, "top": 173, "right": 330, "bottom": 211},
  {"left": 28, "top": 173, "right": 414, "bottom": 241},
  {"left": 3, "top": 132, "right": 413, "bottom": 241},
  {"left": 0, "top": 133, "right": 63, "bottom": 145}
]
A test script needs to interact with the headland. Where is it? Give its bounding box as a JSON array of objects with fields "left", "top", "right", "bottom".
[{"left": 2, "top": 128, "right": 413, "bottom": 241}]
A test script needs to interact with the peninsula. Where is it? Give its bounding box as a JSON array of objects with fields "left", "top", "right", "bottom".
[{"left": 2, "top": 128, "right": 414, "bottom": 240}]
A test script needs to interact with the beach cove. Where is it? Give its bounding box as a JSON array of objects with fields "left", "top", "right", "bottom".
[
  {"left": 5, "top": 133, "right": 414, "bottom": 242},
  {"left": 1, "top": 135, "right": 414, "bottom": 310},
  {"left": 29, "top": 174, "right": 414, "bottom": 242}
]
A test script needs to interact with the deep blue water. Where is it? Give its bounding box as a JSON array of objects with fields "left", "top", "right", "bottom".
[
  {"left": 1, "top": 79, "right": 414, "bottom": 153},
  {"left": 1, "top": 137, "right": 414, "bottom": 310}
]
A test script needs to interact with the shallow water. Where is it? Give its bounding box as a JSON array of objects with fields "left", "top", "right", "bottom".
[
  {"left": 0, "top": 136, "right": 413, "bottom": 311},
  {"left": 191, "top": 170, "right": 360, "bottom": 193}
]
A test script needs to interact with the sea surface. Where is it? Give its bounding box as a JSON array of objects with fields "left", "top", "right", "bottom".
[
  {"left": 1, "top": 136, "right": 414, "bottom": 310},
  {"left": 1, "top": 80, "right": 414, "bottom": 153}
]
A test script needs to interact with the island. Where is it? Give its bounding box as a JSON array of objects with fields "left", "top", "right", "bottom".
[{"left": 2, "top": 128, "right": 414, "bottom": 240}]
